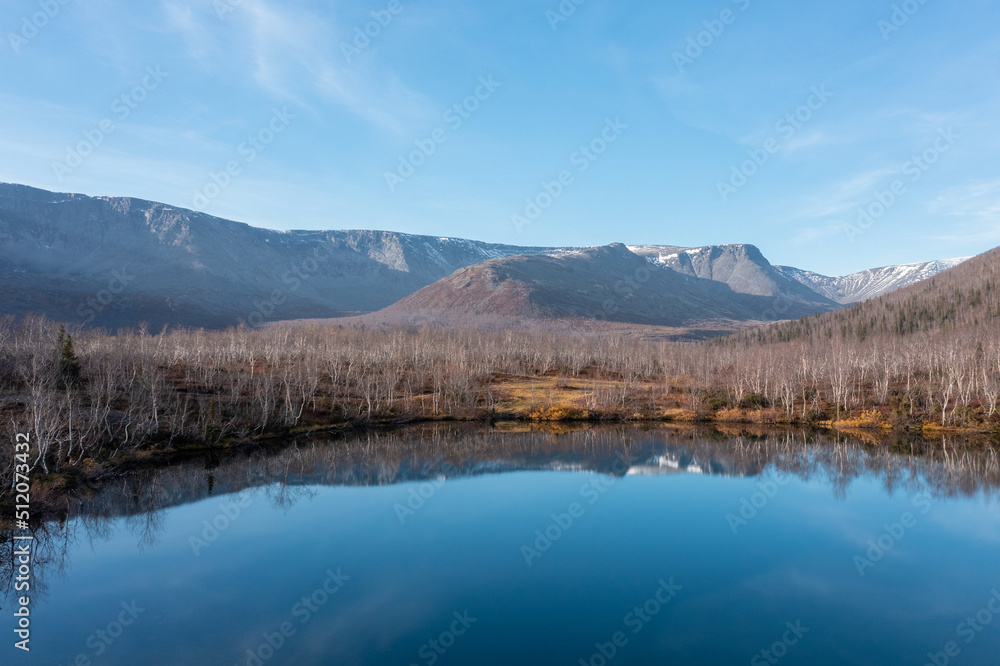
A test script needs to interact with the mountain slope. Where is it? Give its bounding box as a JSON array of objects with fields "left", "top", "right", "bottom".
[
  {"left": 629, "top": 243, "right": 839, "bottom": 314},
  {"left": 375, "top": 243, "right": 838, "bottom": 330},
  {"left": 752, "top": 246, "right": 1000, "bottom": 343},
  {"left": 0, "top": 182, "right": 962, "bottom": 331},
  {"left": 775, "top": 258, "right": 970, "bottom": 304},
  {"left": 0, "top": 183, "right": 556, "bottom": 328}
]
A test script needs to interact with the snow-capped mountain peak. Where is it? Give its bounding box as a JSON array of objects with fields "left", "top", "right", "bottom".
[{"left": 775, "top": 258, "right": 971, "bottom": 305}]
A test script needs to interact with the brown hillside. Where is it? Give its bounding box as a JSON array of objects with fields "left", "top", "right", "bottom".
[
  {"left": 373, "top": 244, "right": 838, "bottom": 330},
  {"left": 747, "top": 246, "right": 1000, "bottom": 344}
]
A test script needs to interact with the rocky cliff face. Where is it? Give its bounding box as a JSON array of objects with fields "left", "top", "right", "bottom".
[{"left": 629, "top": 243, "right": 839, "bottom": 317}]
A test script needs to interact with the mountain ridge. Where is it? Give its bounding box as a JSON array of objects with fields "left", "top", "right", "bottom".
[
  {"left": 775, "top": 258, "right": 970, "bottom": 305},
  {"left": 0, "top": 183, "right": 968, "bottom": 330},
  {"left": 0, "top": 183, "right": 560, "bottom": 328},
  {"left": 370, "top": 243, "right": 839, "bottom": 334}
]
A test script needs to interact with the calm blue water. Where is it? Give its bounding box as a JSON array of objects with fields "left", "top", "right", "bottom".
[{"left": 3, "top": 428, "right": 1000, "bottom": 665}]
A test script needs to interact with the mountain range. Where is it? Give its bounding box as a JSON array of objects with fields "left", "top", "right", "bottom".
[
  {"left": 369, "top": 244, "right": 836, "bottom": 335},
  {"left": 775, "top": 258, "right": 970, "bottom": 305},
  {"left": 0, "top": 183, "right": 970, "bottom": 333}
]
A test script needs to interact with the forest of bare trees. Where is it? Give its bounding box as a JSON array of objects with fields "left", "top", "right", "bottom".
[
  {"left": 1, "top": 305, "right": 998, "bottom": 493},
  {"left": 750, "top": 247, "right": 1000, "bottom": 345}
]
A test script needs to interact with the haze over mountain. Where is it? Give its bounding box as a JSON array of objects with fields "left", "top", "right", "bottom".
[{"left": 0, "top": 183, "right": 967, "bottom": 331}]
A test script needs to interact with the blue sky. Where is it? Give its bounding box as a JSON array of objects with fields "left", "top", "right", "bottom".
[{"left": 1, "top": 0, "right": 998, "bottom": 275}]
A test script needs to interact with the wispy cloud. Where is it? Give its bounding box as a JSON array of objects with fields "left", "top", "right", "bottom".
[
  {"left": 789, "top": 223, "right": 843, "bottom": 246},
  {"left": 786, "top": 167, "right": 898, "bottom": 221},
  {"left": 929, "top": 179, "right": 1000, "bottom": 220},
  {"left": 162, "top": 0, "right": 432, "bottom": 134},
  {"left": 162, "top": 1, "right": 220, "bottom": 61},
  {"left": 780, "top": 130, "right": 828, "bottom": 155},
  {"left": 922, "top": 179, "right": 1000, "bottom": 244}
]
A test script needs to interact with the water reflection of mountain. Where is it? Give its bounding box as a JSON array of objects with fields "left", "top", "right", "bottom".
[
  {"left": 2, "top": 425, "right": 998, "bottom": 607},
  {"left": 626, "top": 453, "right": 710, "bottom": 476},
  {"left": 27, "top": 425, "right": 1000, "bottom": 522}
]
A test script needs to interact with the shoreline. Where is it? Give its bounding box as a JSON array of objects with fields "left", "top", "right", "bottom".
[{"left": 4, "top": 413, "right": 997, "bottom": 522}]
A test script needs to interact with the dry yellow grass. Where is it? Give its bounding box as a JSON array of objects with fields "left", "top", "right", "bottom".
[
  {"left": 660, "top": 408, "right": 698, "bottom": 421},
  {"left": 713, "top": 407, "right": 786, "bottom": 425},
  {"left": 495, "top": 376, "right": 618, "bottom": 417},
  {"left": 528, "top": 405, "right": 591, "bottom": 421},
  {"left": 832, "top": 409, "right": 891, "bottom": 430}
]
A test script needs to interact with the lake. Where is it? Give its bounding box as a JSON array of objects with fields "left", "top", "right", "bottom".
[{"left": 3, "top": 425, "right": 1000, "bottom": 665}]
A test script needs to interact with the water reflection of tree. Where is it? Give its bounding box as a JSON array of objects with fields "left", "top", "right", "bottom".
[
  {"left": 2, "top": 425, "right": 999, "bottom": 606},
  {"left": 0, "top": 522, "right": 69, "bottom": 611}
]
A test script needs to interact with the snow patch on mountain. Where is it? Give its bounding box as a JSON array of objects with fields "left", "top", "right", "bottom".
[{"left": 775, "top": 258, "right": 971, "bottom": 305}]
